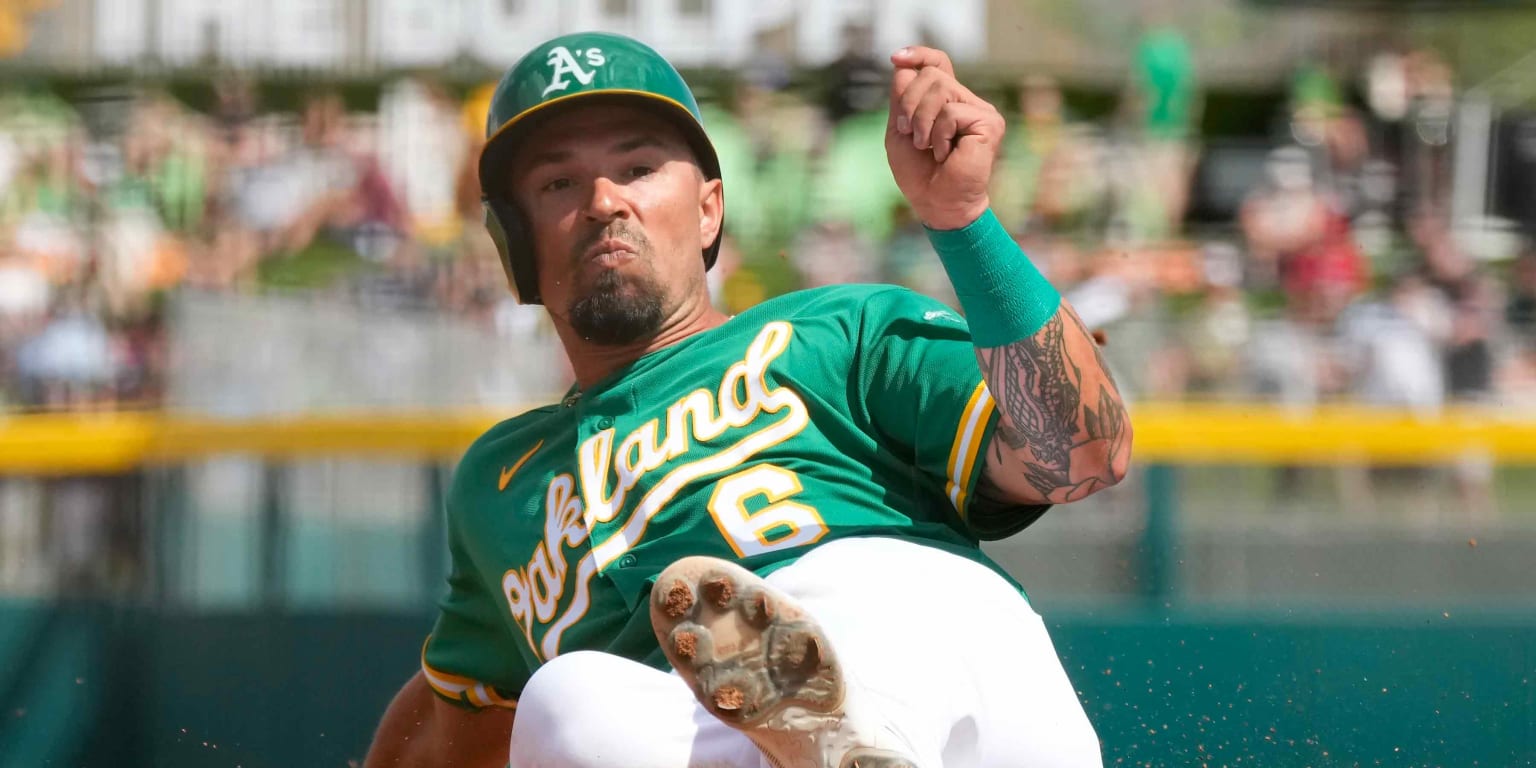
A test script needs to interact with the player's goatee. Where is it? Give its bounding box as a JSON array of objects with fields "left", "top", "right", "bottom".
[
  {"left": 568, "top": 270, "right": 666, "bottom": 345},
  {"left": 563, "top": 222, "right": 663, "bottom": 344}
]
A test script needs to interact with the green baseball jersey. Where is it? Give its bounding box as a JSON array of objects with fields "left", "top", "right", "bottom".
[{"left": 421, "top": 284, "right": 1029, "bottom": 710}]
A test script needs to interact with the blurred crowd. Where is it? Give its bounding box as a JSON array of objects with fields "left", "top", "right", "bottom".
[{"left": 3, "top": 23, "right": 1536, "bottom": 414}]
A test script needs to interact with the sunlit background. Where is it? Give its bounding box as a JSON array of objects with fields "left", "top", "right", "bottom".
[{"left": 1, "top": 1, "right": 1534, "bottom": 765}]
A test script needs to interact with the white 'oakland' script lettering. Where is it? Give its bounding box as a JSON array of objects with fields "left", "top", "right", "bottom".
[{"left": 501, "top": 322, "right": 806, "bottom": 659}]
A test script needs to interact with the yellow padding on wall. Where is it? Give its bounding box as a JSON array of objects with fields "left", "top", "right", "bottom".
[{"left": 3, "top": 403, "right": 1536, "bottom": 475}]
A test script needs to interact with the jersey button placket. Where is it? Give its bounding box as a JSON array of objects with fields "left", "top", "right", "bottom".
[{"left": 570, "top": 401, "right": 600, "bottom": 538}]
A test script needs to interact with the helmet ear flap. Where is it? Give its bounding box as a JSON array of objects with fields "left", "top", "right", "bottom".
[{"left": 483, "top": 196, "right": 542, "bottom": 305}]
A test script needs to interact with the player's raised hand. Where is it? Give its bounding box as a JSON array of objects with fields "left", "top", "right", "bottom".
[{"left": 886, "top": 46, "right": 1005, "bottom": 231}]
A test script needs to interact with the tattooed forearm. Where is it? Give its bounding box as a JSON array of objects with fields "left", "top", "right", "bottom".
[
  {"left": 980, "top": 315, "right": 1081, "bottom": 496},
  {"left": 1084, "top": 382, "right": 1130, "bottom": 473},
  {"left": 977, "top": 307, "right": 1130, "bottom": 504},
  {"left": 1065, "top": 304, "right": 1111, "bottom": 380}
]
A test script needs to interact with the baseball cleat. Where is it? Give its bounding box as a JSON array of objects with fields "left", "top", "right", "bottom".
[{"left": 651, "top": 557, "right": 922, "bottom": 768}]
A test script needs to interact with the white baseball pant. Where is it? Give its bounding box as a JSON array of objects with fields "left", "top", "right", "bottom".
[{"left": 508, "top": 537, "right": 1103, "bottom": 768}]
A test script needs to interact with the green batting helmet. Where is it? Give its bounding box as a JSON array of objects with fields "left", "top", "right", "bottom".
[{"left": 478, "top": 32, "right": 723, "bottom": 305}]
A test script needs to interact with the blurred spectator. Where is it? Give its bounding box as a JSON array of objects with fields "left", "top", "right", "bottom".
[
  {"left": 1402, "top": 49, "right": 1457, "bottom": 213},
  {"left": 819, "top": 22, "right": 886, "bottom": 126},
  {"left": 740, "top": 27, "right": 794, "bottom": 96},
  {"left": 1246, "top": 314, "right": 1325, "bottom": 410},
  {"left": 1329, "top": 271, "right": 1454, "bottom": 519},
  {"left": 1363, "top": 48, "right": 1413, "bottom": 223},
  {"left": 994, "top": 76, "right": 1108, "bottom": 240},
  {"left": 1335, "top": 272, "right": 1448, "bottom": 415},
  {"left": 703, "top": 79, "right": 817, "bottom": 259},
  {"left": 1289, "top": 66, "right": 1370, "bottom": 221},
  {"left": 1119, "top": 9, "right": 1199, "bottom": 241},
  {"left": 1181, "top": 245, "right": 1253, "bottom": 399},
  {"left": 117, "top": 92, "right": 208, "bottom": 234},
  {"left": 13, "top": 290, "right": 119, "bottom": 409},
  {"left": 1446, "top": 276, "right": 1497, "bottom": 405},
  {"left": 92, "top": 92, "right": 201, "bottom": 313},
  {"left": 1240, "top": 146, "right": 1369, "bottom": 323},
  {"left": 6, "top": 133, "right": 87, "bottom": 287},
  {"left": 228, "top": 91, "right": 407, "bottom": 287},
  {"left": 0, "top": 256, "right": 50, "bottom": 409},
  {"left": 815, "top": 108, "right": 904, "bottom": 244},
  {"left": 1130, "top": 20, "right": 1197, "bottom": 146},
  {"left": 379, "top": 77, "right": 470, "bottom": 251},
  {"left": 990, "top": 76, "right": 1054, "bottom": 233},
  {"left": 1352, "top": 46, "right": 1456, "bottom": 221}
]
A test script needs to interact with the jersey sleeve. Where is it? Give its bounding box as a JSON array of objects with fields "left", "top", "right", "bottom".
[
  {"left": 420, "top": 476, "right": 529, "bottom": 711},
  {"left": 855, "top": 287, "right": 1047, "bottom": 530}
]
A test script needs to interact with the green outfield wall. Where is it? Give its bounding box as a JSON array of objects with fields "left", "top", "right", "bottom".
[{"left": 2, "top": 602, "right": 1530, "bottom": 768}]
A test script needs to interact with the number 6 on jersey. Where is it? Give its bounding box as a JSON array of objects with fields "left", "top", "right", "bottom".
[{"left": 707, "top": 465, "right": 829, "bottom": 557}]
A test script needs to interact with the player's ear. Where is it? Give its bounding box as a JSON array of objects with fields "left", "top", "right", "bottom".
[{"left": 698, "top": 176, "right": 723, "bottom": 250}]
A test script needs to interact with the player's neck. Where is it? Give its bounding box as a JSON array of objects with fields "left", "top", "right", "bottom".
[{"left": 560, "top": 299, "right": 730, "bottom": 389}]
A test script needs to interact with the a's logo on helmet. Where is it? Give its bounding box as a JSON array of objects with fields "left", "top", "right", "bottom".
[{"left": 542, "top": 46, "right": 607, "bottom": 98}]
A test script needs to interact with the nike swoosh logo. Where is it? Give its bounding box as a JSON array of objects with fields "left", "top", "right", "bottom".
[{"left": 499, "top": 440, "right": 544, "bottom": 492}]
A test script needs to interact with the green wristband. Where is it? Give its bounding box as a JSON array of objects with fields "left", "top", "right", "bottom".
[{"left": 924, "top": 209, "right": 1061, "bottom": 347}]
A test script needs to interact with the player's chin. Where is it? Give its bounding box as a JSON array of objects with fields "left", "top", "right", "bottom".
[{"left": 568, "top": 285, "right": 667, "bottom": 346}]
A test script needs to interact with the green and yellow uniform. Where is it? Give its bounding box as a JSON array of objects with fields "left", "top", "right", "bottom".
[{"left": 421, "top": 284, "right": 1039, "bottom": 710}]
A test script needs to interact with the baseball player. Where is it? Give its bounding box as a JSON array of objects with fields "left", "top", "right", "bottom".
[{"left": 365, "top": 31, "right": 1129, "bottom": 768}]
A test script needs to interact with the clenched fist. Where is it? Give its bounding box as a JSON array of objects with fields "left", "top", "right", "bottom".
[{"left": 885, "top": 46, "right": 1006, "bottom": 231}]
